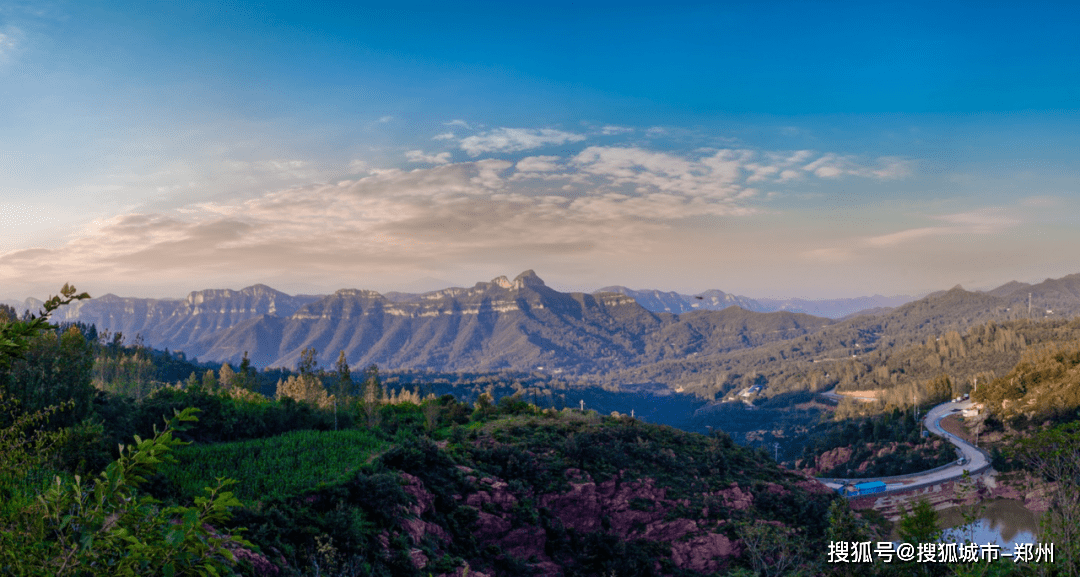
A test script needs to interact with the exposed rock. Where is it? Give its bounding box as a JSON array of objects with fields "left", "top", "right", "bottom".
[
  {"left": 500, "top": 526, "right": 547, "bottom": 560},
  {"left": 398, "top": 473, "right": 451, "bottom": 545},
  {"left": 474, "top": 511, "right": 512, "bottom": 540},
  {"left": 533, "top": 470, "right": 742, "bottom": 571},
  {"left": 671, "top": 533, "right": 738, "bottom": 573},
  {"left": 809, "top": 446, "right": 852, "bottom": 475},
  {"left": 437, "top": 565, "right": 492, "bottom": 577},
  {"left": 409, "top": 548, "right": 428, "bottom": 569},
  {"left": 712, "top": 484, "right": 754, "bottom": 511}
]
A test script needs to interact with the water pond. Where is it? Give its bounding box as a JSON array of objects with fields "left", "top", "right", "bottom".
[{"left": 888, "top": 498, "right": 1041, "bottom": 548}]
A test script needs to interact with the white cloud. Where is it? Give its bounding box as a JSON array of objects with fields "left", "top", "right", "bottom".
[
  {"left": 378, "top": 116, "right": 394, "bottom": 123},
  {"left": 470, "top": 159, "right": 512, "bottom": 189},
  {"left": 865, "top": 208, "right": 1020, "bottom": 248},
  {"left": 432, "top": 132, "right": 456, "bottom": 141},
  {"left": 515, "top": 155, "right": 561, "bottom": 172},
  {"left": 572, "top": 147, "right": 746, "bottom": 200},
  {"left": 445, "top": 119, "right": 471, "bottom": 128},
  {"left": 600, "top": 125, "right": 635, "bottom": 135},
  {"left": 802, "top": 153, "right": 912, "bottom": 180},
  {"left": 0, "top": 27, "right": 21, "bottom": 61},
  {"left": 459, "top": 128, "right": 586, "bottom": 156},
  {"left": 405, "top": 150, "right": 452, "bottom": 165},
  {"left": 0, "top": 140, "right": 919, "bottom": 297}
]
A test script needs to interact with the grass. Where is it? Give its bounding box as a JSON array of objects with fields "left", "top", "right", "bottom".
[{"left": 159, "top": 428, "right": 387, "bottom": 504}]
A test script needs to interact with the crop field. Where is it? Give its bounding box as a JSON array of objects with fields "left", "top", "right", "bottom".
[{"left": 160, "top": 428, "right": 387, "bottom": 504}]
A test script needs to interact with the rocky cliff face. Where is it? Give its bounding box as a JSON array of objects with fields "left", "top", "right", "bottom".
[
  {"left": 351, "top": 424, "right": 836, "bottom": 577},
  {"left": 47, "top": 271, "right": 831, "bottom": 374}
]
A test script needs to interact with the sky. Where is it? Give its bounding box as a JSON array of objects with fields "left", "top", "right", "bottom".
[{"left": 1, "top": 0, "right": 1079, "bottom": 300}]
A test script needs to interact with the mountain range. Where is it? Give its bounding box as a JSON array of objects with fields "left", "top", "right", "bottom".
[
  {"left": 17, "top": 271, "right": 829, "bottom": 373},
  {"left": 6, "top": 271, "right": 1080, "bottom": 384},
  {"left": 592, "top": 286, "right": 916, "bottom": 318}
]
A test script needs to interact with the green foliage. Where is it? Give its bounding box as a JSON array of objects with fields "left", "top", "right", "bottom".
[
  {"left": 157, "top": 428, "right": 386, "bottom": 504},
  {"left": 1, "top": 326, "right": 95, "bottom": 429},
  {"left": 0, "top": 283, "right": 89, "bottom": 369},
  {"left": 1008, "top": 421, "right": 1080, "bottom": 575},
  {"left": 897, "top": 499, "right": 942, "bottom": 545},
  {"left": 0, "top": 393, "right": 72, "bottom": 515},
  {"left": 975, "top": 339, "right": 1080, "bottom": 424},
  {"left": 1, "top": 407, "right": 250, "bottom": 576},
  {"left": 800, "top": 408, "right": 956, "bottom": 478},
  {"left": 737, "top": 519, "right": 812, "bottom": 577}
]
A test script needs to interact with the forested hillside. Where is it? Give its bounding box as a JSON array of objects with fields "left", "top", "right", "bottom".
[{"left": 2, "top": 289, "right": 851, "bottom": 576}]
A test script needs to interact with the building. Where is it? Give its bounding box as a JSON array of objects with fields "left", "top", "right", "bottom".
[{"left": 842, "top": 481, "right": 887, "bottom": 496}]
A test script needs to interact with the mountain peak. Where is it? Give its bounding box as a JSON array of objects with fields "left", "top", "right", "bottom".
[
  {"left": 491, "top": 275, "right": 514, "bottom": 289},
  {"left": 513, "top": 269, "right": 545, "bottom": 288}
]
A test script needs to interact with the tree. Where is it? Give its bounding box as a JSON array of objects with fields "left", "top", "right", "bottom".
[
  {"left": 0, "top": 284, "right": 88, "bottom": 369},
  {"left": 201, "top": 369, "right": 218, "bottom": 391},
  {"left": 0, "top": 286, "right": 250, "bottom": 575},
  {"left": 896, "top": 499, "right": 944, "bottom": 577},
  {"left": 298, "top": 347, "right": 318, "bottom": 379},
  {"left": 236, "top": 351, "right": 257, "bottom": 392},
  {"left": 3, "top": 408, "right": 251, "bottom": 576},
  {"left": 331, "top": 351, "right": 351, "bottom": 431},
  {"left": 275, "top": 374, "right": 331, "bottom": 409},
  {"left": 218, "top": 363, "right": 236, "bottom": 390},
  {"left": 1010, "top": 421, "right": 1080, "bottom": 576},
  {"left": 897, "top": 499, "right": 941, "bottom": 544},
  {"left": 359, "top": 364, "right": 383, "bottom": 428},
  {"left": 737, "top": 520, "right": 810, "bottom": 577},
  {"left": 0, "top": 303, "right": 16, "bottom": 323},
  {"left": 824, "top": 500, "right": 876, "bottom": 576}
]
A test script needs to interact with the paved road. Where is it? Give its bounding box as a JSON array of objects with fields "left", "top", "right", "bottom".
[{"left": 821, "top": 399, "right": 990, "bottom": 493}]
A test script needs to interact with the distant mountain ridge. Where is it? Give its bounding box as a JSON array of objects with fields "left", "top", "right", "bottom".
[
  {"left": 14, "top": 271, "right": 1080, "bottom": 389},
  {"left": 41, "top": 271, "right": 833, "bottom": 374},
  {"left": 595, "top": 286, "right": 916, "bottom": 319}
]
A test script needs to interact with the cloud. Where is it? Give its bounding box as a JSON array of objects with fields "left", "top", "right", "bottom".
[
  {"left": 405, "top": 150, "right": 452, "bottom": 165},
  {"left": 445, "top": 119, "right": 471, "bottom": 128},
  {"left": 802, "top": 154, "right": 912, "bottom": 180},
  {"left": 515, "top": 155, "right": 561, "bottom": 172},
  {"left": 0, "top": 32, "right": 15, "bottom": 55},
  {"left": 572, "top": 147, "right": 747, "bottom": 200},
  {"left": 804, "top": 247, "right": 855, "bottom": 263},
  {"left": 1020, "top": 195, "right": 1061, "bottom": 207},
  {"left": 459, "top": 128, "right": 586, "bottom": 156},
  {"left": 0, "top": 141, "right": 918, "bottom": 296},
  {"left": 600, "top": 125, "right": 635, "bottom": 135},
  {"left": 432, "top": 132, "right": 456, "bottom": 141},
  {"left": 0, "top": 26, "right": 25, "bottom": 68},
  {"left": 865, "top": 208, "right": 1020, "bottom": 248},
  {"left": 378, "top": 116, "right": 393, "bottom": 123}
]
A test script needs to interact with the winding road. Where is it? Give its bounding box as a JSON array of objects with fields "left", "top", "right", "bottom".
[{"left": 819, "top": 399, "right": 991, "bottom": 494}]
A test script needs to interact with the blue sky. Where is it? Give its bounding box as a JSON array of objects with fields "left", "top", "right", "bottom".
[{"left": 1, "top": 0, "right": 1079, "bottom": 299}]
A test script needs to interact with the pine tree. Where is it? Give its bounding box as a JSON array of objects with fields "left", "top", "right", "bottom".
[
  {"left": 360, "top": 364, "right": 383, "bottom": 428},
  {"left": 219, "top": 363, "right": 236, "bottom": 390},
  {"left": 332, "top": 351, "right": 351, "bottom": 431},
  {"left": 237, "top": 351, "right": 257, "bottom": 392},
  {"left": 201, "top": 369, "right": 218, "bottom": 391}
]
